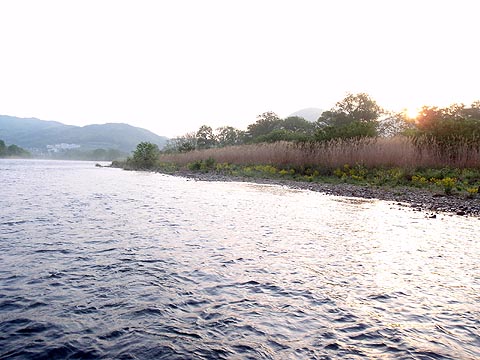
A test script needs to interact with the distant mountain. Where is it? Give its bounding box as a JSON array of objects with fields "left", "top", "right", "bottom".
[
  {"left": 0, "top": 115, "right": 168, "bottom": 154},
  {"left": 288, "top": 108, "right": 324, "bottom": 122}
]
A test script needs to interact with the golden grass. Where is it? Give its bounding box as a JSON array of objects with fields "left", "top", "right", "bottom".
[{"left": 158, "top": 136, "right": 480, "bottom": 169}]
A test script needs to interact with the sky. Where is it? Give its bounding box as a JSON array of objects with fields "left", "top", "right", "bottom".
[{"left": 1, "top": 0, "right": 478, "bottom": 138}]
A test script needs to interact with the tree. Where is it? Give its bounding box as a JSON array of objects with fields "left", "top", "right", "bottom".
[
  {"left": 196, "top": 125, "right": 216, "bottom": 149},
  {"left": 216, "top": 126, "right": 245, "bottom": 147},
  {"left": 247, "top": 111, "right": 282, "bottom": 139},
  {"left": 443, "top": 103, "right": 467, "bottom": 121},
  {"left": 315, "top": 121, "right": 378, "bottom": 141},
  {"left": 0, "top": 142, "right": 31, "bottom": 158},
  {"left": 407, "top": 103, "right": 480, "bottom": 160},
  {"left": 317, "top": 93, "right": 383, "bottom": 127},
  {"left": 253, "top": 129, "right": 311, "bottom": 143},
  {"left": 0, "top": 140, "right": 5, "bottom": 156},
  {"left": 414, "top": 103, "right": 480, "bottom": 131},
  {"left": 315, "top": 93, "right": 383, "bottom": 141},
  {"left": 131, "top": 142, "right": 159, "bottom": 169},
  {"left": 163, "top": 132, "right": 197, "bottom": 153},
  {"left": 377, "top": 111, "right": 415, "bottom": 137},
  {"left": 460, "top": 101, "right": 480, "bottom": 120},
  {"left": 282, "top": 116, "right": 315, "bottom": 134},
  {"left": 414, "top": 102, "right": 480, "bottom": 129},
  {"left": 414, "top": 106, "right": 443, "bottom": 130}
]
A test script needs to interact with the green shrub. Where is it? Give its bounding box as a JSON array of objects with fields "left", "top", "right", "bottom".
[
  {"left": 187, "top": 157, "right": 216, "bottom": 172},
  {"left": 131, "top": 142, "right": 159, "bottom": 169},
  {"left": 315, "top": 121, "right": 377, "bottom": 142},
  {"left": 187, "top": 160, "right": 203, "bottom": 171},
  {"left": 254, "top": 129, "right": 312, "bottom": 143},
  {"left": 433, "top": 177, "right": 457, "bottom": 194}
]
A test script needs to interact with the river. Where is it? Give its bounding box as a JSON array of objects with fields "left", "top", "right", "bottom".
[{"left": 0, "top": 159, "right": 479, "bottom": 359}]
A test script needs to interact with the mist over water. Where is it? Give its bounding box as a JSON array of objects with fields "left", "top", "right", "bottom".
[{"left": 1, "top": 159, "right": 479, "bottom": 359}]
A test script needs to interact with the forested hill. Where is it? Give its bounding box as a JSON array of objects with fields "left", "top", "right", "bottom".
[{"left": 0, "top": 115, "right": 168, "bottom": 154}]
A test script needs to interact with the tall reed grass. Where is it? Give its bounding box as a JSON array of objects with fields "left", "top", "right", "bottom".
[{"left": 158, "top": 136, "right": 480, "bottom": 170}]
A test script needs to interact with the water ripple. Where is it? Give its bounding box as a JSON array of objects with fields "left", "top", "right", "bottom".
[{"left": 0, "top": 160, "right": 479, "bottom": 359}]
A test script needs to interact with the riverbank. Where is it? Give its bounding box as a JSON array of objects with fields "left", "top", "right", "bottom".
[{"left": 155, "top": 169, "right": 480, "bottom": 217}]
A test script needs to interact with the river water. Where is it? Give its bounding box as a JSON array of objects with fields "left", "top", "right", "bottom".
[{"left": 0, "top": 159, "right": 479, "bottom": 359}]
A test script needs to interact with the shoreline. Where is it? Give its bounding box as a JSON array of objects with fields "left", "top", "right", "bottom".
[{"left": 157, "top": 169, "right": 480, "bottom": 218}]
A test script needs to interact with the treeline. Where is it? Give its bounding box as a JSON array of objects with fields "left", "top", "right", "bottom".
[
  {"left": 0, "top": 140, "right": 31, "bottom": 158},
  {"left": 118, "top": 93, "right": 480, "bottom": 198},
  {"left": 163, "top": 93, "right": 480, "bottom": 153},
  {"left": 120, "top": 93, "right": 480, "bottom": 176}
]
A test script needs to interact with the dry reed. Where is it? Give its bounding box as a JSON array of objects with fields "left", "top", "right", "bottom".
[{"left": 158, "top": 136, "right": 480, "bottom": 169}]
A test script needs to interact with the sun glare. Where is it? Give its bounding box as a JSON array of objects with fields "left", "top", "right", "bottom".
[{"left": 405, "top": 108, "right": 420, "bottom": 120}]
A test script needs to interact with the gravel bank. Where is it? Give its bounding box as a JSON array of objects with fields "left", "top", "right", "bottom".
[{"left": 165, "top": 170, "right": 480, "bottom": 218}]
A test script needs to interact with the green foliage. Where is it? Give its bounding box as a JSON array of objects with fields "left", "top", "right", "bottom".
[
  {"left": 392, "top": 167, "right": 480, "bottom": 195},
  {"left": 413, "top": 117, "right": 480, "bottom": 147},
  {"left": 325, "top": 164, "right": 480, "bottom": 194},
  {"left": 235, "top": 165, "right": 294, "bottom": 178},
  {"left": 315, "top": 121, "right": 377, "bottom": 141},
  {"left": 333, "top": 164, "right": 369, "bottom": 183},
  {"left": 411, "top": 175, "right": 429, "bottom": 187},
  {"left": 187, "top": 157, "right": 216, "bottom": 172},
  {"left": 130, "top": 142, "right": 160, "bottom": 169},
  {"left": 409, "top": 103, "right": 480, "bottom": 158},
  {"left": 253, "top": 129, "right": 311, "bottom": 143},
  {"left": 187, "top": 161, "right": 202, "bottom": 171},
  {"left": 164, "top": 126, "right": 246, "bottom": 152},
  {"left": 377, "top": 112, "right": 415, "bottom": 137},
  {"left": 163, "top": 133, "right": 197, "bottom": 153},
  {"left": 466, "top": 186, "right": 478, "bottom": 198},
  {"left": 164, "top": 94, "right": 386, "bottom": 149},
  {"left": 247, "top": 111, "right": 282, "bottom": 139},
  {"left": 247, "top": 114, "right": 316, "bottom": 143},
  {"left": 216, "top": 126, "right": 245, "bottom": 147},
  {"left": 317, "top": 93, "right": 383, "bottom": 127},
  {"left": 433, "top": 177, "right": 457, "bottom": 195},
  {"left": 282, "top": 116, "right": 315, "bottom": 134},
  {"left": 314, "top": 93, "right": 382, "bottom": 141},
  {"left": 204, "top": 157, "right": 216, "bottom": 169},
  {"left": 215, "top": 162, "right": 234, "bottom": 172},
  {"left": 254, "top": 164, "right": 278, "bottom": 174},
  {"left": 196, "top": 125, "right": 217, "bottom": 149},
  {"left": 178, "top": 142, "right": 196, "bottom": 152},
  {"left": 0, "top": 140, "right": 31, "bottom": 158}
]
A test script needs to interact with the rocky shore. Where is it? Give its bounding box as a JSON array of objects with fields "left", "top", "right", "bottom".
[{"left": 164, "top": 170, "right": 480, "bottom": 218}]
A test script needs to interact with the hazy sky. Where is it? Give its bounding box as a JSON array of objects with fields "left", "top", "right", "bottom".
[{"left": 1, "top": 0, "right": 478, "bottom": 137}]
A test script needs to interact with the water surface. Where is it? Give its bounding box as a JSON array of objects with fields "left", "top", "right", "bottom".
[{"left": 1, "top": 159, "right": 479, "bottom": 359}]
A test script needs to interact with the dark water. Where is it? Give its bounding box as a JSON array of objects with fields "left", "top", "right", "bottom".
[{"left": 1, "top": 159, "right": 479, "bottom": 359}]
